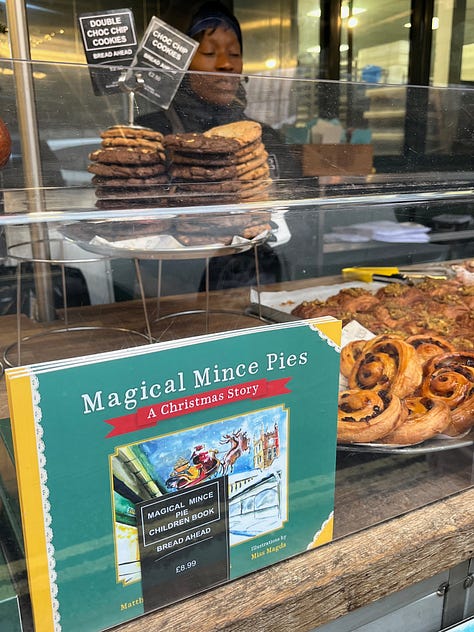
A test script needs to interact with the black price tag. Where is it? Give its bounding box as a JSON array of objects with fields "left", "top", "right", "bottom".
[
  {"left": 137, "top": 477, "right": 229, "bottom": 612},
  {"left": 127, "top": 16, "right": 199, "bottom": 109},
  {"left": 78, "top": 9, "right": 138, "bottom": 95}
]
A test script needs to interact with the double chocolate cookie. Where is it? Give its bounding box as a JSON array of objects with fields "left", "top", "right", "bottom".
[
  {"left": 165, "top": 120, "right": 273, "bottom": 207},
  {"left": 173, "top": 209, "right": 273, "bottom": 246}
]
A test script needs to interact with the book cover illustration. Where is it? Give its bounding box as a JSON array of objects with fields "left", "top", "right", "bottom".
[{"left": 5, "top": 319, "right": 341, "bottom": 632}]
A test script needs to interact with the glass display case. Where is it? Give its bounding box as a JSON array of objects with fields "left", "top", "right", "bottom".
[{"left": 0, "top": 59, "right": 473, "bottom": 631}]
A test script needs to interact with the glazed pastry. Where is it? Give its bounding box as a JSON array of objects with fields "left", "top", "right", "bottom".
[
  {"left": 406, "top": 334, "right": 456, "bottom": 365},
  {"left": 348, "top": 334, "right": 423, "bottom": 399},
  {"left": 340, "top": 340, "right": 368, "bottom": 378},
  {"left": 381, "top": 396, "right": 451, "bottom": 445},
  {"left": 420, "top": 352, "right": 474, "bottom": 436},
  {"left": 374, "top": 283, "right": 424, "bottom": 307},
  {"left": 337, "top": 388, "right": 403, "bottom": 443},
  {"left": 329, "top": 287, "right": 379, "bottom": 313},
  {"left": 291, "top": 273, "right": 474, "bottom": 351}
]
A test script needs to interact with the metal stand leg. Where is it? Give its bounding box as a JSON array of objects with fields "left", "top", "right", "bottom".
[
  {"left": 4, "top": 240, "right": 152, "bottom": 368},
  {"left": 156, "top": 259, "right": 162, "bottom": 321},
  {"left": 60, "top": 262, "right": 69, "bottom": 329},
  {"left": 16, "top": 262, "right": 22, "bottom": 366},
  {"left": 254, "top": 244, "right": 262, "bottom": 320},
  {"left": 134, "top": 258, "right": 153, "bottom": 343},
  {"left": 205, "top": 257, "right": 210, "bottom": 333},
  {"left": 147, "top": 245, "right": 267, "bottom": 337}
]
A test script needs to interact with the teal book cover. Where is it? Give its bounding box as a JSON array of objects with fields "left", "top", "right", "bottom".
[{"left": 5, "top": 319, "right": 341, "bottom": 632}]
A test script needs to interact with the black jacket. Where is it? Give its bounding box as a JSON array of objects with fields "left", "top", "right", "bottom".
[{"left": 135, "top": 79, "right": 301, "bottom": 181}]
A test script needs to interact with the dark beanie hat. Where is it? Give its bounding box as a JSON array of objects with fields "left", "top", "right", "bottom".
[{"left": 187, "top": 1, "right": 243, "bottom": 51}]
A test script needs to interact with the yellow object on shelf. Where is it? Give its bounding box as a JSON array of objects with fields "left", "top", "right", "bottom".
[
  {"left": 342, "top": 267, "right": 401, "bottom": 282},
  {"left": 342, "top": 266, "right": 450, "bottom": 283}
]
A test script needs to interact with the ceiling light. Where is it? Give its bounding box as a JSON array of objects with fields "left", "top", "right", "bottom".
[
  {"left": 404, "top": 17, "right": 439, "bottom": 29},
  {"left": 308, "top": 6, "right": 366, "bottom": 19},
  {"left": 341, "top": 6, "right": 366, "bottom": 19},
  {"left": 347, "top": 16, "right": 358, "bottom": 28},
  {"left": 265, "top": 58, "right": 277, "bottom": 69}
]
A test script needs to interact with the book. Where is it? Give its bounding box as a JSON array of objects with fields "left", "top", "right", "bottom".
[
  {"left": 0, "top": 547, "right": 23, "bottom": 632},
  {"left": 0, "top": 418, "right": 23, "bottom": 556},
  {"left": 5, "top": 318, "right": 341, "bottom": 631}
]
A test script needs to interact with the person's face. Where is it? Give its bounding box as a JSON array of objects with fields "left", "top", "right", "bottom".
[{"left": 188, "top": 25, "right": 243, "bottom": 106}]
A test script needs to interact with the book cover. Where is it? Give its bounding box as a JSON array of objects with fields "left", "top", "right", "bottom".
[
  {"left": 0, "top": 418, "right": 23, "bottom": 555},
  {"left": 0, "top": 547, "right": 23, "bottom": 632},
  {"left": 6, "top": 319, "right": 341, "bottom": 631}
]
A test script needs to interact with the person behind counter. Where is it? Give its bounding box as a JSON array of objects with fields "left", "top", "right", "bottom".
[
  {"left": 135, "top": 1, "right": 299, "bottom": 182},
  {"left": 131, "top": 1, "right": 300, "bottom": 292}
]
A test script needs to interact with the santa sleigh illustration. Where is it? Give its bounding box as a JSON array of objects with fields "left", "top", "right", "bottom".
[
  {"left": 165, "top": 430, "right": 250, "bottom": 490},
  {"left": 165, "top": 445, "right": 220, "bottom": 490}
]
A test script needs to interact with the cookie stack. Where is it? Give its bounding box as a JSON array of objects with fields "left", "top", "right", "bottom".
[
  {"left": 173, "top": 209, "right": 273, "bottom": 246},
  {"left": 88, "top": 125, "right": 170, "bottom": 209},
  {"left": 165, "top": 121, "right": 272, "bottom": 205}
]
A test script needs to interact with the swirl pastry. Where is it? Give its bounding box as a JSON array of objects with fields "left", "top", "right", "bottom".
[
  {"left": 329, "top": 287, "right": 379, "bottom": 313},
  {"left": 381, "top": 396, "right": 451, "bottom": 445},
  {"left": 420, "top": 352, "right": 474, "bottom": 436},
  {"left": 340, "top": 340, "right": 368, "bottom": 379},
  {"left": 337, "top": 388, "right": 403, "bottom": 443},
  {"left": 348, "top": 334, "right": 422, "bottom": 399},
  {"left": 406, "top": 334, "right": 456, "bottom": 365}
]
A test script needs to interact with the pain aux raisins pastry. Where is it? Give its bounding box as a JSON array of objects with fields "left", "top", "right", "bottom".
[
  {"left": 337, "top": 388, "right": 403, "bottom": 443},
  {"left": 380, "top": 396, "right": 451, "bottom": 445},
  {"left": 405, "top": 334, "right": 456, "bottom": 365},
  {"left": 337, "top": 334, "right": 474, "bottom": 444},
  {"left": 339, "top": 339, "right": 368, "bottom": 379},
  {"left": 348, "top": 334, "right": 423, "bottom": 399},
  {"left": 420, "top": 352, "right": 474, "bottom": 436}
]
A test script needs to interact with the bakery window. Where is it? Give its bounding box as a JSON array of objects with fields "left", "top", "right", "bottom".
[{"left": 0, "top": 58, "right": 473, "bottom": 632}]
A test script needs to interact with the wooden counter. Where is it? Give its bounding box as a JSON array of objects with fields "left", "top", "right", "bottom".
[
  {"left": 114, "top": 489, "right": 474, "bottom": 632},
  {"left": 0, "top": 285, "right": 473, "bottom": 631}
]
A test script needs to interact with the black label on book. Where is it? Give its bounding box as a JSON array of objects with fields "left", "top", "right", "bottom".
[
  {"left": 137, "top": 477, "right": 229, "bottom": 612},
  {"left": 78, "top": 9, "right": 138, "bottom": 95}
]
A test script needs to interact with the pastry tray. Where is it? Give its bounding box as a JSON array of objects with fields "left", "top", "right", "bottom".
[
  {"left": 337, "top": 431, "right": 474, "bottom": 454},
  {"left": 247, "top": 284, "right": 474, "bottom": 456},
  {"left": 248, "top": 281, "right": 385, "bottom": 321},
  {"left": 59, "top": 220, "right": 269, "bottom": 260}
]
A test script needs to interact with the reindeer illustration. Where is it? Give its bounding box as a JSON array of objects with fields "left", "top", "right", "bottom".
[{"left": 220, "top": 429, "right": 249, "bottom": 474}]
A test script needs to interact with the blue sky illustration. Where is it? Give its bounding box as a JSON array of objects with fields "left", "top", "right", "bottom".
[{"left": 137, "top": 406, "right": 287, "bottom": 486}]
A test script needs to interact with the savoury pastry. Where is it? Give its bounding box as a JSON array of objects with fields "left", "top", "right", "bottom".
[{"left": 337, "top": 388, "right": 403, "bottom": 443}]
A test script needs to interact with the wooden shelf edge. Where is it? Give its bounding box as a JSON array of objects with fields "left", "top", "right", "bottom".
[{"left": 115, "top": 487, "right": 474, "bottom": 632}]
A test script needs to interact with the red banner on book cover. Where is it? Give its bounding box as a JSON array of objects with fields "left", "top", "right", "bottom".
[{"left": 105, "top": 377, "right": 291, "bottom": 438}]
